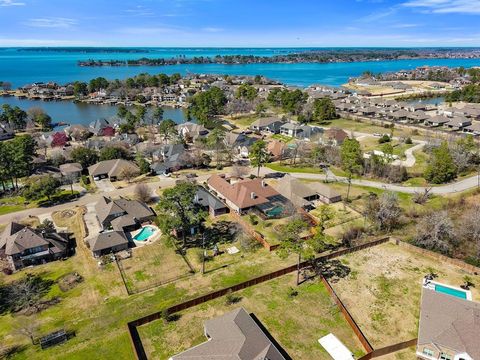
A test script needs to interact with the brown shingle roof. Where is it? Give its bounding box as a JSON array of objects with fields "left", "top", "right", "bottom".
[
  {"left": 88, "top": 159, "right": 139, "bottom": 178},
  {"left": 207, "top": 175, "right": 279, "bottom": 210},
  {"left": 274, "top": 175, "right": 340, "bottom": 207},
  {"left": 418, "top": 287, "right": 480, "bottom": 359}
]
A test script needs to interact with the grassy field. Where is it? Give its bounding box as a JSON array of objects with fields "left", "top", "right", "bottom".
[
  {"left": 332, "top": 242, "right": 479, "bottom": 349},
  {"left": 138, "top": 273, "right": 366, "bottom": 360},
  {"left": 0, "top": 209, "right": 306, "bottom": 360},
  {"left": 118, "top": 237, "right": 194, "bottom": 293},
  {"left": 266, "top": 162, "right": 326, "bottom": 174},
  {"left": 0, "top": 190, "right": 80, "bottom": 216}
]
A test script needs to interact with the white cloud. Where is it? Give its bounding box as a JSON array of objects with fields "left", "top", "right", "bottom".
[
  {"left": 24, "top": 17, "right": 77, "bottom": 28},
  {"left": 0, "top": 0, "right": 25, "bottom": 6},
  {"left": 403, "top": 0, "right": 480, "bottom": 14},
  {"left": 202, "top": 27, "right": 223, "bottom": 32}
]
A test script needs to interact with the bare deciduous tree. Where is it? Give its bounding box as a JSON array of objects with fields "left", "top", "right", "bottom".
[
  {"left": 119, "top": 167, "right": 140, "bottom": 183},
  {"left": 231, "top": 164, "right": 249, "bottom": 178},
  {"left": 458, "top": 205, "right": 480, "bottom": 257},
  {"left": 414, "top": 211, "right": 455, "bottom": 254},
  {"left": 134, "top": 183, "right": 153, "bottom": 203}
]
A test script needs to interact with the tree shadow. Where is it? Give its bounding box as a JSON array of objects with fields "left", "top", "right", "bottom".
[{"left": 311, "top": 259, "right": 351, "bottom": 283}]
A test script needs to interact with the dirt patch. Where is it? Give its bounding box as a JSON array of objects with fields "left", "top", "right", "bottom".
[
  {"left": 331, "top": 242, "right": 479, "bottom": 348},
  {"left": 58, "top": 272, "right": 84, "bottom": 292}
]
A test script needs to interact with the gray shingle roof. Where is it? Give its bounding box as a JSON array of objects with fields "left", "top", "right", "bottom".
[
  {"left": 418, "top": 288, "right": 480, "bottom": 359},
  {"left": 89, "top": 231, "right": 128, "bottom": 252},
  {"left": 171, "top": 308, "right": 285, "bottom": 360}
]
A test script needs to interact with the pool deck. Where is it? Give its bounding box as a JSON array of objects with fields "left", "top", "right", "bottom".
[
  {"left": 130, "top": 224, "right": 162, "bottom": 248},
  {"left": 423, "top": 280, "right": 472, "bottom": 301}
]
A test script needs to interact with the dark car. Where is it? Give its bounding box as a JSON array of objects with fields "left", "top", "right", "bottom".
[{"left": 264, "top": 172, "right": 286, "bottom": 179}]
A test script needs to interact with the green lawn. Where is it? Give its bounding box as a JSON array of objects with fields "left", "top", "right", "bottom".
[
  {"left": 138, "top": 273, "right": 366, "bottom": 360},
  {"left": 266, "top": 162, "right": 325, "bottom": 174},
  {"left": 0, "top": 190, "right": 80, "bottom": 217},
  {"left": 271, "top": 134, "right": 294, "bottom": 143}
]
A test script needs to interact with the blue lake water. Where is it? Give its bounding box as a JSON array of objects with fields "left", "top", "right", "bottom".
[
  {"left": 0, "top": 96, "right": 188, "bottom": 127},
  {"left": 1, "top": 48, "right": 479, "bottom": 126},
  {"left": 1, "top": 47, "right": 480, "bottom": 88}
]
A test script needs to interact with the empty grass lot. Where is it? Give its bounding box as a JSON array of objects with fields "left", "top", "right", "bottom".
[
  {"left": 118, "top": 237, "right": 194, "bottom": 293},
  {"left": 332, "top": 242, "right": 479, "bottom": 349},
  {"left": 138, "top": 273, "right": 366, "bottom": 360}
]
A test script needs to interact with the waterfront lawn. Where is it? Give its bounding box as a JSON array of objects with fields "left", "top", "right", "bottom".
[
  {"left": 332, "top": 242, "right": 479, "bottom": 348},
  {"left": 138, "top": 273, "right": 366, "bottom": 360}
]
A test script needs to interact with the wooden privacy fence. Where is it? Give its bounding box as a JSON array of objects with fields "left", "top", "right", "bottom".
[
  {"left": 126, "top": 236, "right": 390, "bottom": 360},
  {"left": 358, "top": 338, "right": 418, "bottom": 359},
  {"left": 320, "top": 276, "right": 373, "bottom": 353}
]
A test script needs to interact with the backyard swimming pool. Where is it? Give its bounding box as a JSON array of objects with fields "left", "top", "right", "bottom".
[
  {"left": 434, "top": 283, "right": 468, "bottom": 300},
  {"left": 133, "top": 226, "right": 156, "bottom": 241},
  {"left": 265, "top": 206, "right": 284, "bottom": 217}
]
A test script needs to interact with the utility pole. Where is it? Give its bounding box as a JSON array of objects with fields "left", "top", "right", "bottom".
[{"left": 202, "top": 233, "right": 206, "bottom": 275}]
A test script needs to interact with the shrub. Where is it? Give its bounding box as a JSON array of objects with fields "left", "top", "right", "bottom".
[
  {"left": 249, "top": 214, "right": 258, "bottom": 225},
  {"left": 378, "top": 134, "right": 391, "bottom": 144},
  {"left": 341, "top": 225, "right": 366, "bottom": 248},
  {"left": 287, "top": 287, "right": 298, "bottom": 298},
  {"left": 405, "top": 137, "right": 413, "bottom": 144},
  {"left": 225, "top": 289, "right": 241, "bottom": 305}
]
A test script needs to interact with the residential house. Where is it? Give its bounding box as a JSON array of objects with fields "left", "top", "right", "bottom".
[
  {"left": 322, "top": 128, "right": 349, "bottom": 146},
  {"left": 207, "top": 174, "right": 283, "bottom": 215},
  {"left": 390, "top": 109, "right": 410, "bottom": 122},
  {"left": 0, "top": 124, "right": 14, "bottom": 141},
  {"left": 250, "top": 117, "right": 285, "bottom": 134},
  {"left": 64, "top": 124, "right": 91, "bottom": 141},
  {"left": 407, "top": 111, "right": 430, "bottom": 123},
  {"left": 273, "top": 174, "right": 341, "bottom": 209},
  {"left": 88, "top": 118, "right": 115, "bottom": 137},
  {"left": 88, "top": 159, "right": 139, "bottom": 181},
  {"left": 224, "top": 132, "right": 256, "bottom": 158},
  {"left": 279, "top": 123, "right": 322, "bottom": 140},
  {"left": 194, "top": 186, "right": 229, "bottom": 217},
  {"left": 425, "top": 115, "right": 450, "bottom": 127},
  {"left": 416, "top": 287, "right": 480, "bottom": 360},
  {"left": 59, "top": 162, "right": 83, "bottom": 179},
  {"left": 88, "top": 231, "right": 129, "bottom": 258},
  {"left": 150, "top": 144, "right": 187, "bottom": 175},
  {"left": 170, "top": 308, "right": 286, "bottom": 360},
  {"left": 445, "top": 117, "right": 472, "bottom": 131},
  {"left": 267, "top": 139, "right": 287, "bottom": 161},
  {"left": 176, "top": 122, "right": 209, "bottom": 142},
  {"left": 95, "top": 196, "right": 155, "bottom": 231},
  {"left": 463, "top": 122, "right": 480, "bottom": 136},
  {"left": 0, "top": 222, "right": 71, "bottom": 271}
]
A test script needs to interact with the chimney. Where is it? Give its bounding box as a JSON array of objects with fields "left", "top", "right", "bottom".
[
  {"left": 261, "top": 180, "right": 266, "bottom": 187},
  {"left": 251, "top": 192, "right": 256, "bottom": 199}
]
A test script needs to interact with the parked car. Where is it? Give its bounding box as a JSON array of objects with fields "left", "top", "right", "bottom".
[{"left": 264, "top": 172, "right": 286, "bottom": 179}]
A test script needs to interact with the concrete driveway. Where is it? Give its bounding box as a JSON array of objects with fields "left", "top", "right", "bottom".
[
  {"left": 84, "top": 203, "right": 101, "bottom": 243},
  {"left": 94, "top": 179, "right": 115, "bottom": 192}
]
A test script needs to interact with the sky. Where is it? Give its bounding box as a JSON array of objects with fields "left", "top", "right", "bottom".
[{"left": 0, "top": 0, "right": 480, "bottom": 47}]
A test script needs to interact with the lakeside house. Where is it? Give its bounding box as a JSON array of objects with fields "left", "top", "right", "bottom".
[
  {"left": 207, "top": 174, "right": 286, "bottom": 215},
  {"left": 88, "top": 159, "right": 139, "bottom": 181},
  {"left": 445, "top": 117, "right": 472, "bottom": 131},
  {"left": 0, "top": 222, "right": 72, "bottom": 271},
  {"left": 0, "top": 124, "right": 14, "bottom": 141},
  {"left": 273, "top": 174, "right": 341, "bottom": 209},
  {"left": 176, "top": 122, "right": 209, "bottom": 142},
  {"left": 170, "top": 308, "right": 286, "bottom": 360},
  {"left": 416, "top": 287, "right": 480, "bottom": 360},
  {"left": 424, "top": 115, "right": 450, "bottom": 127}
]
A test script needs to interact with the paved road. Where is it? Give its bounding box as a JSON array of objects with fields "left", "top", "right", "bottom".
[{"left": 259, "top": 167, "right": 480, "bottom": 195}]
